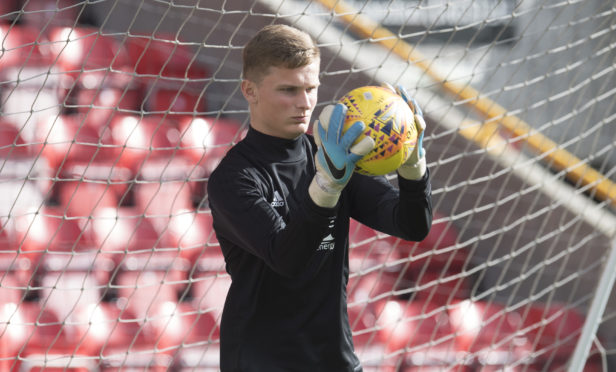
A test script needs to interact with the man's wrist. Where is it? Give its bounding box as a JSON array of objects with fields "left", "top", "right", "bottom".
[
  {"left": 397, "top": 156, "right": 427, "bottom": 180},
  {"left": 309, "top": 174, "right": 341, "bottom": 208}
]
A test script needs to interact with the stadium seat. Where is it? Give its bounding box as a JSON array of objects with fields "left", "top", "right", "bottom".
[
  {"left": 108, "top": 114, "right": 181, "bottom": 173},
  {"left": 0, "top": 287, "right": 31, "bottom": 371},
  {"left": 53, "top": 177, "right": 120, "bottom": 218},
  {"left": 125, "top": 33, "right": 209, "bottom": 117},
  {"left": 36, "top": 266, "right": 112, "bottom": 351},
  {"left": 0, "top": 121, "right": 51, "bottom": 211},
  {"left": 346, "top": 304, "right": 389, "bottom": 371},
  {"left": 167, "top": 302, "right": 221, "bottom": 371},
  {"left": 125, "top": 33, "right": 209, "bottom": 80},
  {"left": 112, "top": 261, "right": 190, "bottom": 358},
  {"left": 176, "top": 116, "right": 247, "bottom": 177},
  {"left": 97, "top": 301, "right": 172, "bottom": 372},
  {"left": 47, "top": 26, "right": 138, "bottom": 118},
  {"left": 36, "top": 114, "right": 119, "bottom": 173},
  {"left": 448, "top": 299, "right": 532, "bottom": 370},
  {"left": 0, "top": 223, "right": 36, "bottom": 292},
  {"left": 159, "top": 209, "right": 219, "bottom": 263},
  {"left": 0, "top": 122, "right": 35, "bottom": 158},
  {"left": 0, "top": 24, "right": 53, "bottom": 69},
  {"left": 74, "top": 86, "right": 141, "bottom": 120},
  {"left": 19, "top": 301, "right": 100, "bottom": 371},
  {"left": 0, "top": 24, "right": 61, "bottom": 140},
  {"left": 86, "top": 206, "right": 171, "bottom": 265},
  {"left": 189, "top": 269, "right": 230, "bottom": 319},
  {"left": 13, "top": 206, "right": 96, "bottom": 269},
  {"left": 375, "top": 299, "right": 463, "bottom": 371},
  {"left": 143, "top": 85, "right": 206, "bottom": 115},
  {"left": 47, "top": 26, "right": 131, "bottom": 78},
  {"left": 56, "top": 161, "right": 132, "bottom": 207}
]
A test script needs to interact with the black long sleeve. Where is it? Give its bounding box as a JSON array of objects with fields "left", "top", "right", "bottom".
[{"left": 207, "top": 127, "right": 432, "bottom": 372}]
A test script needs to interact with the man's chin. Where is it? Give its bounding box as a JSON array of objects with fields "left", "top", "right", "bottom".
[{"left": 287, "top": 123, "right": 309, "bottom": 138}]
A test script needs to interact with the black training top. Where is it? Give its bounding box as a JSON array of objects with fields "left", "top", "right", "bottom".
[{"left": 207, "top": 126, "right": 432, "bottom": 372}]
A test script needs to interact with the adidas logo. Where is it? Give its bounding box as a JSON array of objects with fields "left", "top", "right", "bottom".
[{"left": 271, "top": 191, "right": 285, "bottom": 207}]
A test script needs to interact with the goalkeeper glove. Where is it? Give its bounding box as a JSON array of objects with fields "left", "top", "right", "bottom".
[
  {"left": 309, "top": 103, "right": 375, "bottom": 208},
  {"left": 383, "top": 83, "right": 427, "bottom": 180}
]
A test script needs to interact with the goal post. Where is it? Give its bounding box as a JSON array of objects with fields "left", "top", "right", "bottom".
[{"left": 0, "top": 0, "right": 615, "bottom": 371}]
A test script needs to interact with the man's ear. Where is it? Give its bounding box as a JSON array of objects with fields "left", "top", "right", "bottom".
[{"left": 241, "top": 79, "right": 258, "bottom": 104}]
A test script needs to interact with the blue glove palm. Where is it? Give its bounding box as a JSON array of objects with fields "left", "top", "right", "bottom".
[
  {"left": 315, "top": 104, "right": 365, "bottom": 186},
  {"left": 309, "top": 103, "right": 374, "bottom": 207}
]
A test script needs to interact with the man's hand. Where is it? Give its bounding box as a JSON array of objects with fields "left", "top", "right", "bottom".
[
  {"left": 383, "top": 83, "right": 427, "bottom": 180},
  {"left": 309, "top": 103, "right": 374, "bottom": 208}
]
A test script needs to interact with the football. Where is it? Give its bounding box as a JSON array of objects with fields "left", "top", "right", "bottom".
[{"left": 339, "top": 85, "right": 418, "bottom": 176}]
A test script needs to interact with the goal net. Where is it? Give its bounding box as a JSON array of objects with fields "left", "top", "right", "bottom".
[{"left": 1, "top": 0, "right": 615, "bottom": 371}]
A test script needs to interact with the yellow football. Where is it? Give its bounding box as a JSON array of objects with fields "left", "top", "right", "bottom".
[{"left": 339, "top": 85, "right": 417, "bottom": 176}]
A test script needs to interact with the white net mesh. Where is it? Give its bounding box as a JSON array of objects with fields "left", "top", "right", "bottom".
[{"left": 0, "top": 0, "right": 615, "bottom": 371}]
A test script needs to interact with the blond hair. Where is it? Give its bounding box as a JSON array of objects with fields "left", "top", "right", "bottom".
[{"left": 243, "top": 24, "right": 320, "bottom": 82}]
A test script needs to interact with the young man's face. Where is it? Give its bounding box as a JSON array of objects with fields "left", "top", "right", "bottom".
[{"left": 242, "top": 60, "right": 320, "bottom": 140}]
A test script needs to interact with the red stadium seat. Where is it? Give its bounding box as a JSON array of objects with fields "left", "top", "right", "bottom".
[
  {"left": 0, "top": 123, "right": 36, "bottom": 158},
  {"left": 144, "top": 86, "right": 206, "bottom": 115},
  {"left": 0, "top": 24, "right": 53, "bottom": 69},
  {"left": 375, "top": 299, "right": 463, "bottom": 371},
  {"left": 47, "top": 26, "right": 137, "bottom": 116},
  {"left": 0, "top": 285, "right": 32, "bottom": 371},
  {"left": 190, "top": 269, "right": 230, "bottom": 319},
  {"left": 86, "top": 207, "right": 170, "bottom": 265},
  {"left": 125, "top": 33, "right": 209, "bottom": 80},
  {"left": 36, "top": 114, "right": 118, "bottom": 173},
  {"left": 448, "top": 299, "right": 532, "bottom": 370},
  {"left": 97, "top": 301, "right": 172, "bottom": 371},
  {"left": 0, "top": 122, "right": 52, "bottom": 203},
  {"left": 0, "top": 225, "right": 33, "bottom": 294},
  {"left": 75, "top": 86, "right": 141, "bottom": 120},
  {"left": 55, "top": 161, "right": 132, "bottom": 208},
  {"left": 177, "top": 116, "right": 247, "bottom": 176},
  {"left": 109, "top": 114, "right": 181, "bottom": 173},
  {"left": 48, "top": 26, "right": 131, "bottom": 77},
  {"left": 112, "top": 259, "right": 190, "bottom": 357},
  {"left": 0, "top": 221, "right": 35, "bottom": 291},
  {"left": 167, "top": 302, "right": 221, "bottom": 371},
  {"left": 125, "top": 33, "right": 209, "bottom": 116},
  {"left": 13, "top": 206, "right": 95, "bottom": 269},
  {"left": 347, "top": 304, "right": 388, "bottom": 371},
  {"left": 53, "top": 178, "right": 120, "bottom": 218},
  {"left": 19, "top": 301, "right": 101, "bottom": 371},
  {"left": 36, "top": 265, "right": 112, "bottom": 348},
  {"left": 0, "top": 25, "right": 61, "bottom": 138},
  {"left": 133, "top": 179, "right": 194, "bottom": 219},
  {"left": 159, "top": 209, "right": 218, "bottom": 263}
]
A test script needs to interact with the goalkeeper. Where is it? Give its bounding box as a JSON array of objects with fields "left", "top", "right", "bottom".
[{"left": 207, "top": 24, "right": 432, "bottom": 372}]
